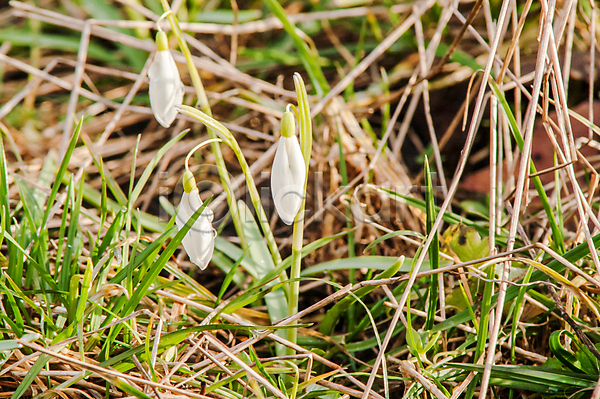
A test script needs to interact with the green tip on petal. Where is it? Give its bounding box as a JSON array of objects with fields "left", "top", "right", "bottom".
[
  {"left": 156, "top": 30, "right": 169, "bottom": 51},
  {"left": 183, "top": 170, "right": 197, "bottom": 193},
  {"left": 281, "top": 110, "right": 295, "bottom": 138}
]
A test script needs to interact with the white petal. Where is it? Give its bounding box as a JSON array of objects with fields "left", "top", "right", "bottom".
[
  {"left": 176, "top": 191, "right": 215, "bottom": 270},
  {"left": 271, "top": 136, "right": 306, "bottom": 225},
  {"left": 148, "top": 50, "right": 184, "bottom": 128},
  {"left": 284, "top": 136, "right": 306, "bottom": 188}
]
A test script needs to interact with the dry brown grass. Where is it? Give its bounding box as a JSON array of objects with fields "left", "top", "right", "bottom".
[{"left": 1, "top": 0, "right": 600, "bottom": 397}]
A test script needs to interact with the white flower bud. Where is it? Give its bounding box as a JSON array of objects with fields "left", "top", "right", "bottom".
[
  {"left": 175, "top": 171, "right": 215, "bottom": 269},
  {"left": 271, "top": 110, "right": 306, "bottom": 225},
  {"left": 148, "top": 31, "right": 184, "bottom": 128}
]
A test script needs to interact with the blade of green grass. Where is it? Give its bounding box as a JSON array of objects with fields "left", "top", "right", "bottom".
[
  {"left": 447, "top": 363, "right": 597, "bottom": 393},
  {"left": 262, "top": 0, "right": 329, "bottom": 96},
  {"left": 489, "top": 78, "right": 564, "bottom": 253},
  {"left": 3, "top": 274, "right": 56, "bottom": 331},
  {"left": 92, "top": 209, "right": 125, "bottom": 266},
  {"left": 1, "top": 225, "right": 58, "bottom": 292},
  {"left": 468, "top": 239, "right": 496, "bottom": 397},
  {"left": 0, "top": 127, "right": 10, "bottom": 232},
  {"left": 363, "top": 230, "right": 425, "bottom": 253},
  {"left": 105, "top": 375, "right": 153, "bottom": 399},
  {"left": 0, "top": 29, "right": 119, "bottom": 63},
  {"left": 59, "top": 174, "right": 84, "bottom": 303},
  {"left": 82, "top": 135, "right": 127, "bottom": 207},
  {"left": 129, "top": 130, "right": 188, "bottom": 207},
  {"left": 103, "top": 197, "right": 213, "bottom": 357},
  {"left": 319, "top": 256, "right": 404, "bottom": 337},
  {"left": 377, "top": 186, "right": 512, "bottom": 246},
  {"left": 423, "top": 156, "right": 439, "bottom": 330},
  {"left": 301, "top": 255, "right": 446, "bottom": 276},
  {"left": 238, "top": 200, "right": 288, "bottom": 356},
  {"left": 510, "top": 266, "right": 533, "bottom": 363},
  {"left": 346, "top": 279, "right": 409, "bottom": 343},
  {"left": 549, "top": 330, "right": 585, "bottom": 373},
  {"left": 216, "top": 248, "right": 249, "bottom": 303},
  {"left": 40, "top": 119, "right": 82, "bottom": 233},
  {"left": 10, "top": 354, "right": 51, "bottom": 399},
  {"left": 336, "top": 122, "right": 357, "bottom": 340},
  {"left": 433, "top": 233, "right": 600, "bottom": 333},
  {"left": 80, "top": 0, "right": 146, "bottom": 69}
]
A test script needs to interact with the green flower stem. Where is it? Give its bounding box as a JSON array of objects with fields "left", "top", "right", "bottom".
[
  {"left": 287, "top": 73, "right": 312, "bottom": 355},
  {"left": 177, "top": 105, "right": 283, "bottom": 266},
  {"left": 159, "top": 0, "right": 208, "bottom": 111},
  {"left": 159, "top": 0, "right": 246, "bottom": 250}
]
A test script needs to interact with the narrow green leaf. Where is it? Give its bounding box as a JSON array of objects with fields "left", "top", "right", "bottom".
[
  {"left": 377, "top": 186, "right": 512, "bottom": 247},
  {"left": 10, "top": 354, "right": 51, "bottom": 399},
  {"left": 106, "top": 375, "right": 153, "bottom": 399},
  {"left": 105, "top": 197, "right": 213, "bottom": 350},
  {"left": 194, "top": 9, "right": 261, "bottom": 23},
  {"left": 433, "top": 233, "right": 600, "bottom": 333},
  {"left": 0, "top": 135, "right": 10, "bottom": 235},
  {"left": 0, "top": 29, "right": 118, "bottom": 62},
  {"left": 424, "top": 156, "right": 439, "bottom": 330},
  {"left": 363, "top": 230, "right": 425, "bottom": 253},
  {"left": 93, "top": 209, "right": 124, "bottom": 265},
  {"left": 319, "top": 256, "right": 404, "bottom": 336},
  {"left": 238, "top": 200, "right": 287, "bottom": 356},
  {"left": 447, "top": 363, "right": 596, "bottom": 393},
  {"left": 216, "top": 248, "right": 249, "bottom": 303},
  {"left": 301, "top": 255, "right": 445, "bottom": 276},
  {"left": 263, "top": 0, "right": 329, "bottom": 96},
  {"left": 510, "top": 266, "right": 533, "bottom": 362},
  {"left": 489, "top": 78, "right": 564, "bottom": 253},
  {"left": 83, "top": 135, "right": 127, "bottom": 206},
  {"left": 75, "top": 258, "right": 93, "bottom": 325},
  {"left": 40, "top": 119, "right": 82, "bottom": 233},
  {"left": 129, "top": 130, "right": 188, "bottom": 210},
  {"left": 249, "top": 345, "right": 278, "bottom": 388},
  {"left": 549, "top": 330, "right": 584, "bottom": 373}
]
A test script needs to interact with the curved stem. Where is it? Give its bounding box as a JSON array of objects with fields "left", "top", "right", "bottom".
[
  {"left": 159, "top": 0, "right": 247, "bottom": 250},
  {"left": 185, "top": 138, "right": 222, "bottom": 171},
  {"left": 158, "top": 0, "right": 208, "bottom": 111},
  {"left": 176, "top": 105, "right": 283, "bottom": 266}
]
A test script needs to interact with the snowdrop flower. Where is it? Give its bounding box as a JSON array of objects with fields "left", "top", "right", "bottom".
[
  {"left": 148, "top": 30, "right": 184, "bottom": 127},
  {"left": 175, "top": 170, "right": 215, "bottom": 269},
  {"left": 271, "top": 108, "right": 306, "bottom": 225}
]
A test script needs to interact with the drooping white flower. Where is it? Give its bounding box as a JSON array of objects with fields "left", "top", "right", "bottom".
[
  {"left": 148, "top": 30, "right": 184, "bottom": 128},
  {"left": 271, "top": 110, "right": 306, "bottom": 225},
  {"left": 175, "top": 171, "right": 215, "bottom": 269}
]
